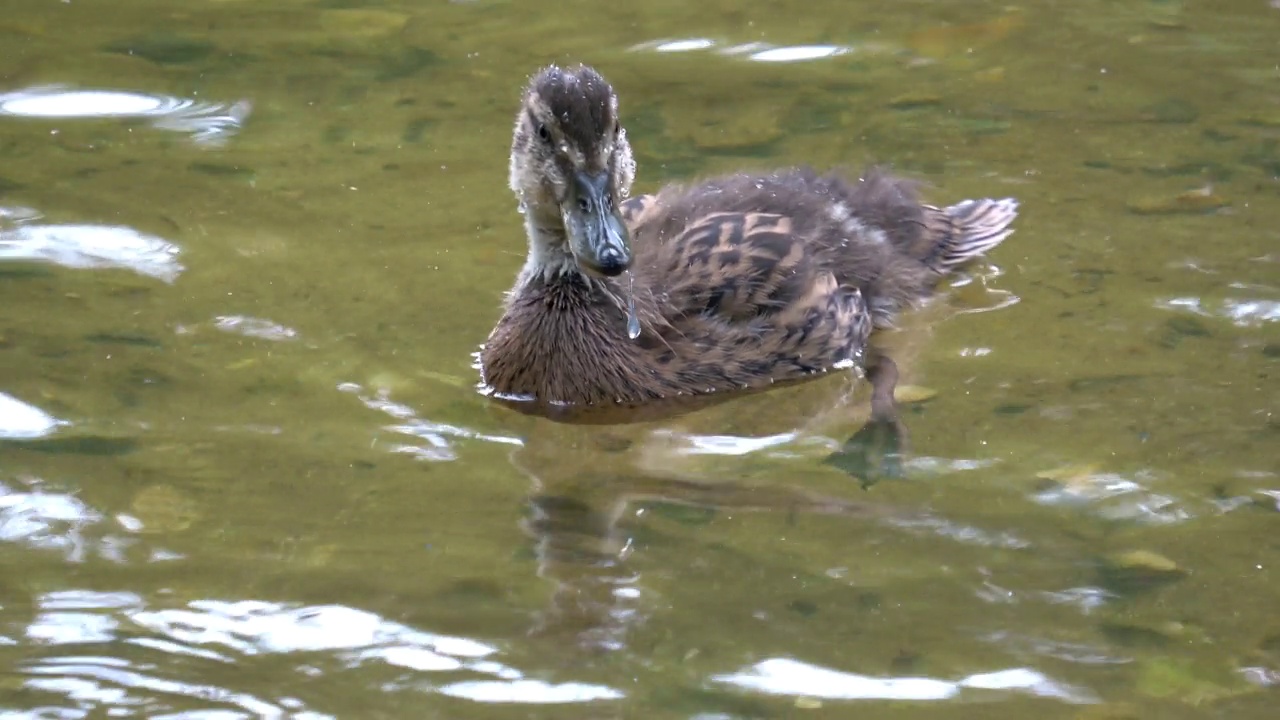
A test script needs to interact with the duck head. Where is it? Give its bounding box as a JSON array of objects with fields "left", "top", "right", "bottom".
[{"left": 509, "top": 64, "right": 636, "bottom": 280}]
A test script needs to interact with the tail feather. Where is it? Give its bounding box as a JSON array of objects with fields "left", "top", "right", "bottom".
[{"left": 932, "top": 197, "right": 1019, "bottom": 272}]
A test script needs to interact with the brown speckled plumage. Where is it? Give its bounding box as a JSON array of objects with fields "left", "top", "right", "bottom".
[{"left": 480, "top": 65, "right": 1019, "bottom": 406}]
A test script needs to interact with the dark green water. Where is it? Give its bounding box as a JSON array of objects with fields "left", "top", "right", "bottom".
[{"left": 2, "top": 0, "right": 1278, "bottom": 717}]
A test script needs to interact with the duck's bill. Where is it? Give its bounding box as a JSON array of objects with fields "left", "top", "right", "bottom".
[{"left": 563, "top": 170, "right": 631, "bottom": 277}]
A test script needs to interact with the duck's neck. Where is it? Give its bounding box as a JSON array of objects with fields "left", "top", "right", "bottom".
[
  {"left": 518, "top": 212, "right": 578, "bottom": 285},
  {"left": 516, "top": 198, "right": 610, "bottom": 293},
  {"left": 510, "top": 197, "right": 634, "bottom": 332},
  {"left": 513, "top": 207, "right": 636, "bottom": 329}
]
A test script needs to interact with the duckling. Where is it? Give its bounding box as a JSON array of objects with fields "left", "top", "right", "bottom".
[{"left": 480, "top": 64, "right": 1018, "bottom": 415}]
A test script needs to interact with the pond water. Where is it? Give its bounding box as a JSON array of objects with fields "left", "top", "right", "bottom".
[{"left": 2, "top": 0, "right": 1278, "bottom": 717}]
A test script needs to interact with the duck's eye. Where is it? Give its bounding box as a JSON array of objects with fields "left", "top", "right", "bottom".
[
  {"left": 536, "top": 123, "right": 551, "bottom": 142},
  {"left": 577, "top": 197, "right": 590, "bottom": 213},
  {"left": 613, "top": 121, "right": 620, "bottom": 136}
]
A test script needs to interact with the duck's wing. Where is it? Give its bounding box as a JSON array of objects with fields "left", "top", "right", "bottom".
[
  {"left": 640, "top": 208, "right": 829, "bottom": 317},
  {"left": 619, "top": 194, "right": 660, "bottom": 227},
  {"left": 640, "top": 211, "right": 872, "bottom": 370},
  {"left": 655, "top": 211, "right": 818, "bottom": 322}
]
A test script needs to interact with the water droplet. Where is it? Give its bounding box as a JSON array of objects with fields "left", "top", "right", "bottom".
[{"left": 625, "top": 271, "right": 641, "bottom": 340}]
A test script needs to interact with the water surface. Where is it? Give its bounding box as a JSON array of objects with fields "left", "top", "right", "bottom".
[{"left": 2, "top": 0, "right": 1279, "bottom": 717}]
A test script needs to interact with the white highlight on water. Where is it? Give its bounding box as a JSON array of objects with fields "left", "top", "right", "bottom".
[{"left": 0, "top": 85, "right": 251, "bottom": 146}]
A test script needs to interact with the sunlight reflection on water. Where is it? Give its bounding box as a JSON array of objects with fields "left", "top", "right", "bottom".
[
  {"left": 1030, "top": 469, "right": 1194, "bottom": 525},
  {"left": 338, "top": 382, "right": 522, "bottom": 463},
  {"left": 2, "top": 480, "right": 627, "bottom": 713},
  {"left": 1, "top": 481, "right": 102, "bottom": 554},
  {"left": 0, "top": 86, "right": 251, "bottom": 146},
  {"left": 631, "top": 37, "right": 898, "bottom": 62},
  {"left": 18, "top": 595, "right": 627, "bottom": 714},
  {"left": 1157, "top": 296, "right": 1280, "bottom": 326},
  {"left": 712, "top": 657, "right": 1095, "bottom": 703},
  {"left": 1, "top": 205, "right": 184, "bottom": 282},
  {"left": 10, "top": 586, "right": 1108, "bottom": 714},
  {"left": 0, "top": 392, "right": 67, "bottom": 439},
  {"left": 213, "top": 315, "right": 300, "bottom": 342}
]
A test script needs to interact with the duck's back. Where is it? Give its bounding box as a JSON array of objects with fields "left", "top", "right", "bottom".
[{"left": 622, "top": 166, "right": 1017, "bottom": 330}]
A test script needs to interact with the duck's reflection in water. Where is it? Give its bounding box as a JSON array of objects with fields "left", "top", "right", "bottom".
[{"left": 495, "top": 371, "right": 910, "bottom": 654}]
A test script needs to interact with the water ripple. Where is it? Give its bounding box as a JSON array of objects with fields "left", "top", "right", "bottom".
[
  {"left": 711, "top": 657, "right": 1095, "bottom": 703},
  {"left": 0, "top": 481, "right": 103, "bottom": 558},
  {"left": 1157, "top": 295, "right": 1280, "bottom": 327},
  {"left": 438, "top": 680, "right": 624, "bottom": 703},
  {"left": 9, "top": 594, "right": 625, "bottom": 715},
  {"left": 1039, "top": 586, "right": 1117, "bottom": 614},
  {"left": 213, "top": 316, "right": 299, "bottom": 342},
  {"left": 982, "top": 630, "right": 1131, "bottom": 665},
  {"left": 0, "top": 478, "right": 176, "bottom": 564},
  {"left": 655, "top": 429, "right": 800, "bottom": 456},
  {"left": 23, "top": 656, "right": 326, "bottom": 718},
  {"left": 1, "top": 206, "right": 183, "bottom": 282},
  {"left": 1030, "top": 468, "right": 1193, "bottom": 525},
  {"left": 889, "top": 514, "right": 1032, "bottom": 550},
  {"left": 0, "top": 392, "right": 67, "bottom": 439},
  {"left": 0, "top": 86, "right": 251, "bottom": 146},
  {"left": 338, "top": 383, "right": 522, "bottom": 462},
  {"left": 630, "top": 37, "right": 899, "bottom": 62}
]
